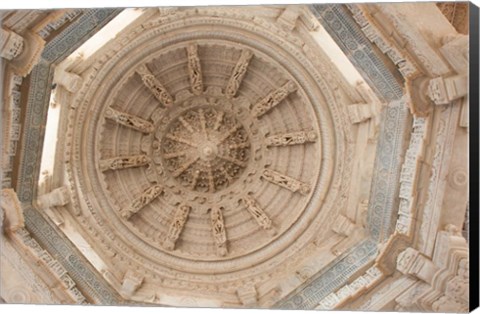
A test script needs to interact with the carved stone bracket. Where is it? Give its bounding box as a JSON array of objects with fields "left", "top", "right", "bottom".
[
  {"left": 136, "top": 64, "right": 173, "bottom": 107},
  {"left": 36, "top": 186, "right": 71, "bottom": 210},
  {"left": 0, "top": 28, "right": 24, "bottom": 60},
  {"left": 121, "top": 270, "right": 144, "bottom": 298},
  {"left": 120, "top": 185, "right": 163, "bottom": 219},
  {"left": 427, "top": 74, "right": 467, "bottom": 105},
  {"left": 210, "top": 206, "right": 228, "bottom": 256},
  {"left": 54, "top": 68, "right": 83, "bottom": 93},
  {"left": 105, "top": 107, "right": 154, "bottom": 133},
  {"left": 0, "top": 188, "right": 25, "bottom": 232},
  {"left": 261, "top": 169, "right": 310, "bottom": 195}
]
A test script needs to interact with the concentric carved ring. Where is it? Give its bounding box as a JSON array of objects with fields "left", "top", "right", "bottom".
[{"left": 160, "top": 106, "right": 250, "bottom": 192}]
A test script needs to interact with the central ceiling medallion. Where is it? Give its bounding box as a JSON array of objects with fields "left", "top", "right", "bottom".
[{"left": 160, "top": 106, "right": 250, "bottom": 193}]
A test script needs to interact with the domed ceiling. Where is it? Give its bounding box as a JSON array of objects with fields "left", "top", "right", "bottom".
[{"left": 63, "top": 7, "right": 361, "bottom": 305}]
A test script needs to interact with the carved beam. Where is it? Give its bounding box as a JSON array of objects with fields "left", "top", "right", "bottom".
[
  {"left": 105, "top": 107, "right": 154, "bottom": 133},
  {"left": 99, "top": 155, "right": 150, "bottom": 172},
  {"left": 241, "top": 196, "right": 276, "bottom": 235},
  {"left": 225, "top": 49, "right": 253, "bottom": 98},
  {"left": 120, "top": 185, "right": 163, "bottom": 219},
  {"left": 163, "top": 204, "right": 191, "bottom": 250},
  {"left": 136, "top": 65, "right": 173, "bottom": 107},
  {"left": 261, "top": 169, "right": 310, "bottom": 195},
  {"left": 265, "top": 130, "right": 317, "bottom": 147},
  {"left": 186, "top": 44, "right": 203, "bottom": 95},
  {"left": 210, "top": 207, "right": 228, "bottom": 256},
  {"left": 251, "top": 81, "right": 297, "bottom": 118}
]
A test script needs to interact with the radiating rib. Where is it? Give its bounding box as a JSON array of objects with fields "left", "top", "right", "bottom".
[
  {"left": 212, "top": 110, "right": 224, "bottom": 131},
  {"left": 210, "top": 207, "right": 228, "bottom": 256},
  {"left": 186, "top": 44, "right": 203, "bottom": 95},
  {"left": 218, "top": 155, "right": 248, "bottom": 167},
  {"left": 266, "top": 130, "right": 317, "bottom": 147},
  {"left": 178, "top": 116, "right": 195, "bottom": 133},
  {"left": 227, "top": 142, "right": 250, "bottom": 149},
  {"left": 199, "top": 108, "right": 207, "bottom": 137},
  {"left": 105, "top": 107, "right": 154, "bottom": 133},
  {"left": 207, "top": 161, "right": 216, "bottom": 192},
  {"left": 251, "top": 81, "right": 297, "bottom": 118},
  {"left": 165, "top": 134, "right": 198, "bottom": 147},
  {"left": 172, "top": 156, "right": 199, "bottom": 178},
  {"left": 261, "top": 169, "right": 311, "bottom": 195},
  {"left": 120, "top": 185, "right": 163, "bottom": 219},
  {"left": 217, "top": 124, "right": 241, "bottom": 143},
  {"left": 99, "top": 155, "right": 150, "bottom": 172},
  {"left": 163, "top": 204, "right": 191, "bottom": 250},
  {"left": 162, "top": 150, "right": 190, "bottom": 159},
  {"left": 242, "top": 196, "right": 275, "bottom": 234},
  {"left": 225, "top": 49, "right": 253, "bottom": 98},
  {"left": 136, "top": 65, "right": 173, "bottom": 107}
]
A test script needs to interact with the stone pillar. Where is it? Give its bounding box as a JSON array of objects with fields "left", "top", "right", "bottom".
[{"left": 0, "top": 28, "right": 24, "bottom": 60}]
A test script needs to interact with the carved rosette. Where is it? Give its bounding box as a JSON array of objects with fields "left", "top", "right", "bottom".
[{"left": 67, "top": 7, "right": 350, "bottom": 305}]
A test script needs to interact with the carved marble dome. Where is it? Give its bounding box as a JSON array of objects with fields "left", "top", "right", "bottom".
[
  {"left": 69, "top": 9, "right": 344, "bottom": 285},
  {"left": 0, "top": 4, "right": 471, "bottom": 311}
]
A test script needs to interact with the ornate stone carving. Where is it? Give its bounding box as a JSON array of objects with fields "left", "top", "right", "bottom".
[
  {"left": 121, "top": 270, "right": 144, "bottom": 298},
  {"left": 210, "top": 207, "right": 228, "bottom": 256},
  {"left": 251, "top": 81, "right": 297, "bottom": 118},
  {"left": 136, "top": 64, "right": 173, "bottom": 107},
  {"left": 105, "top": 107, "right": 154, "bottom": 133},
  {"left": 237, "top": 284, "right": 258, "bottom": 306},
  {"left": 120, "top": 185, "right": 163, "bottom": 219},
  {"left": 186, "top": 44, "right": 203, "bottom": 95},
  {"left": 161, "top": 107, "right": 250, "bottom": 192},
  {"left": 427, "top": 74, "right": 467, "bottom": 105},
  {"left": 277, "top": 6, "right": 301, "bottom": 31},
  {"left": 37, "top": 186, "right": 71, "bottom": 209},
  {"left": 261, "top": 169, "right": 310, "bottom": 195},
  {"left": 241, "top": 196, "right": 275, "bottom": 235},
  {"left": 331, "top": 215, "right": 355, "bottom": 237},
  {"left": 163, "top": 204, "right": 191, "bottom": 250},
  {"left": 54, "top": 68, "right": 83, "bottom": 93},
  {"left": 225, "top": 49, "right": 253, "bottom": 98},
  {"left": 265, "top": 131, "right": 317, "bottom": 147},
  {"left": 0, "top": 189, "right": 24, "bottom": 232},
  {"left": 99, "top": 155, "right": 150, "bottom": 172},
  {"left": 0, "top": 28, "right": 24, "bottom": 60}
]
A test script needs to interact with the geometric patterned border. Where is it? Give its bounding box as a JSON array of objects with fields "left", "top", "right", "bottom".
[
  {"left": 23, "top": 205, "right": 122, "bottom": 304},
  {"left": 276, "top": 100, "right": 408, "bottom": 309},
  {"left": 17, "top": 9, "right": 121, "bottom": 203},
  {"left": 14, "top": 9, "right": 122, "bottom": 303},
  {"left": 309, "top": 4, "right": 404, "bottom": 102},
  {"left": 276, "top": 238, "right": 377, "bottom": 309}
]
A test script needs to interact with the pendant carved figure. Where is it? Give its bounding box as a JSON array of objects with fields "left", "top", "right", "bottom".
[
  {"left": 225, "top": 49, "right": 253, "bottom": 98},
  {"left": 120, "top": 185, "right": 163, "bottom": 219},
  {"left": 163, "top": 204, "right": 191, "bottom": 250},
  {"left": 266, "top": 131, "right": 317, "bottom": 147},
  {"left": 252, "top": 81, "right": 297, "bottom": 118},
  {"left": 99, "top": 155, "right": 150, "bottom": 172},
  {"left": 261, "top": 169, "right": 310, "bottom": 195},
  {"left": 136, "top": 65, "right": 173, "bottom": 107},
  {"left": 186, "top": 44, "right": 203, "bottom": 95},
  {"left": 242, "top": 196, "right": 276, "bottom": 235},
  {"left": 105, "top": 107, "right": 154, "bottom": 133},
  {"left": 210, "top": 207, "right": 228, "bottom": 256}
]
